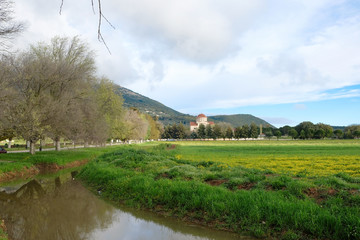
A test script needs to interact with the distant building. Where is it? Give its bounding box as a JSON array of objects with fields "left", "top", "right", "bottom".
[{"left": 190, "top": 114, "right": 215, "bottom": 131}]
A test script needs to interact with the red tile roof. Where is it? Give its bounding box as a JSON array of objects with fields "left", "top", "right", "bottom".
[
  {"left": 209, "top": 121, "right": 215, "bottom": 125},
  {"left": 197, "top": 113, "right": 206, "bottom": 118},
  {"left": 190, "top": 122, "right": 198, "bottom": 126}
]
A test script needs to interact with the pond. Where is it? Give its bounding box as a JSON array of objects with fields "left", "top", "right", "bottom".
[{"left": 0, "top": 170, "right": 254, "bottom": 240}]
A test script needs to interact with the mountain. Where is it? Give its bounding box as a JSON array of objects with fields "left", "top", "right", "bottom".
[
  {"left": 115, "top": 85, "right": 273, "bottom": 127},
  {"left": 115, "top": 86, "right": 194, "bottom": 126},
  {"left": 208, "top": 114, "right": 273, "bottom": 128}
]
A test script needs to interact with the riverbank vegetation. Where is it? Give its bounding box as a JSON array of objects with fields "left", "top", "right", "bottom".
[
  {"left": 0, "top": 146, "right": 122, "bottom": 182},
  {"left": 79, "top": 140, "right": 360, "bottom": 239}
]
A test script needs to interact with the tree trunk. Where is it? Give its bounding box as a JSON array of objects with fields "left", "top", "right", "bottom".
[
  {"left": 39, "top": 139, "right": 44, "bottom": 151},
  {"left": 26, "top": 141, "right": 30, "bottom": 149},
  {"left": 54, "top": 139, "right": 61, "bottom": 151},
  {"left": 30, "top": 141, "right": 36, "bottom": 155},
  {"left": 8, "top": 138, "right": 12, "bottom": 149},
  {"left": 84, "top": 141, "right": 89, "bottom": 148}
]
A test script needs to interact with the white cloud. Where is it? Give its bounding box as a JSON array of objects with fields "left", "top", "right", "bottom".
[{"left": 9, "top": 0, "right": 360, "bottom": 118}]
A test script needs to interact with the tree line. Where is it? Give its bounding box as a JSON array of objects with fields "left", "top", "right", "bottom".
[
  {"left": 162, "top": 122, "right": 260, "bottom": 140},
  {"left": 0, "top": 36, "right": 163, "bottom": 154},
  {"left": 161, "top": 121, "right": 360, "bottom": 140}
]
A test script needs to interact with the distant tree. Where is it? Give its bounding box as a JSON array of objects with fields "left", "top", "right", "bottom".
[
  {"left": 212, "top": 125, "right": 221, "bottom": 140},
  {"left": 295, "top": 121, "right": 315, "bottom": 139},
  {"left": 216, "top": 122, "right": 232, "bottom": 140},
  {"left": 279, "top": 125, "right": 292, "bottom": 136},
  {"left": 162, "top": 126, "right": 171, "bottom": 139},
  {"left": 274, "top": 130, "right": 282, "bottom": 140},
  {"left": 144, "top": 114, "right": 161, "bottom": 140},
  {"left": 354, "top": 130, "right": 360, "bottom": 139},
  {"left": 344, "top": 125, "right": 360, "bottom": 139},
  {"left": 265, "top": 129, "right": 273, "bottom": 140},
  {"left": 249, "top": 123, "right": 259, "bottom": 138},
  {"left": 225, "top": 127, "right": 233, "bottom": 139},
  {"left": 169, "top": 123, "right": 178, "bottom": 139},
  {"left": 314, "top": 129, "right": 325, "bottom": 139},
  {"left": 315, "top": 123, "right": 333, "bottom": 138},
  {"left": 205, "top": 124, "right": 213, "bottom": 139},
  {"left": 299, "top": 130, "right": 306, "bottom": 139},
  {"left": 344, "top": 129, "right": 353, "bottom": 139},
  {"left": 190, "top": 131, "right": 198, "bottom": 139},
  {"left": 333, "top": 129, "right": 343, "bottom": 139},
  {"left": 289, "top": 129, "right": 298, "bottom": 139},
  {"left": 240, "top": 124, "right": 250, "bottom": 139},
  {"left": 234, "top": 126, "right": 241, "bottom": 139},
  {"left": 197, "top": 124, "right": 206, "bottom": 139},
  {"left": 177, "top": 123, "right": 186, "bottom": 139}
]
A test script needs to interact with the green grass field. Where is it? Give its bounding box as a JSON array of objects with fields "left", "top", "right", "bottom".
[
  {"left": 170, "top": 140, "right": 360, "bottom": 177},
  {"left": 79, "top": 140, "right": 360, "bottom": 240}
]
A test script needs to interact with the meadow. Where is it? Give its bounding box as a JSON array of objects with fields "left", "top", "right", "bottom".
[
  {"left": 171, "top": 140, "right": 360, "bottom": 177},
  {"left": 78, "top": 140, "right": 360, "bottom": 240}
]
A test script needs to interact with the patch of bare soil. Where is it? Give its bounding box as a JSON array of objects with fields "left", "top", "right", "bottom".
[
  {"left": 0, "top": 160, "right": 89, "bottom": 183},
  {"left": 237, "top": 182, "right": 256, "bottom": 190},
  {"left": 155, "top": 173, "right": 171, "bottom": 180},
  {"left": 304, "top": 187, "right": 338, "bottom": 203},
  {"left": 205, "top": 179, "right": 227, "bottom": 186},
  {"left": 36, "top": 159, "right": 89, "bottom": 173},
  {"left": 166, "top": 144, "right": 177, "bottom": 150},
  {"left": 0, "top": 166, "right": 39, "bottom": 183},
  {"left": 349, "top": 189, "right": 360, "bottom": 195}
]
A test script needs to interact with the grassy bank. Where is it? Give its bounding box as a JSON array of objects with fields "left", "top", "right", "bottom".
[
  {"left": 0, "top": 146, "right": 122, "bottom": 182},
  {"left": 78, "top": 142, "right": 360, "bottom": 239}
]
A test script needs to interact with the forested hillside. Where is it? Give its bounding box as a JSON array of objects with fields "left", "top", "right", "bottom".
[{"left": 116, "top": 85, "right": 273, "bottom": 127}]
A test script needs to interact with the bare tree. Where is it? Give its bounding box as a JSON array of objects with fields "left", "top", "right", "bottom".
[
  {"left": 31, "top": 36, "right": 96, "bottom": 150},
  {"left": 2, "top": 52, "right": 54, "bottom": 154},
  {"left": 1, "top": 36, "right": 96, "bottom": 154},
  {"left": 0, "top": 0, "right": 24, "bottom": 51}
]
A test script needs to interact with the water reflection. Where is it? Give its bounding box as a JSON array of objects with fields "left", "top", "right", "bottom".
[
  {"left": 0, "top": 173, "right": 253, "bottom": 240},
  {"left": 0, "top": 175, "right": 115, "bottom": 240}
]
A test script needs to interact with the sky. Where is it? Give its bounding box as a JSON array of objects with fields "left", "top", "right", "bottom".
[{"left": 9, "top": 0, "right": 360, "bottom": 127}]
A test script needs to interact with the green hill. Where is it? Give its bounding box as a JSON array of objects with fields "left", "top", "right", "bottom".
[
  {"left": 208, "top": 114, "right": 273, "bottom": 127},
  {"left": 115, "top": 86, "right": 194, "bottom": 126},
  {"left": 115, "top": 85, "right": 273, "bottom": 127}
]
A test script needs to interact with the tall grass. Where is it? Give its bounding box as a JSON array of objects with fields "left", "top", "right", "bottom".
[{"left": 78, "top": 145, "right": 360, "bottom": 239}]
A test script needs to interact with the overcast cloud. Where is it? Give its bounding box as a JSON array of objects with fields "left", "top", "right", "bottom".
[{"left": 10, "top": 0, "right": 360, "bottom": 125}]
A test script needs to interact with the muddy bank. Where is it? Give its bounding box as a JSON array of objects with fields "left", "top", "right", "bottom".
[{"left": 0, "top": 160, "right": 88, "bottom": 183}]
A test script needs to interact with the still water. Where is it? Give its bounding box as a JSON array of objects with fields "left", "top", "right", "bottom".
[{"left": 0, "top": 170, "right": 254, "bottom": 240}]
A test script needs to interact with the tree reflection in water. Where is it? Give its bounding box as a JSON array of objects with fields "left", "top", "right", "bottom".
[{"left": 0, "top": 175, "right": 116, "bottom": 240}]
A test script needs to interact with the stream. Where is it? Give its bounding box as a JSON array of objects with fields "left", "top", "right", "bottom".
[{"left": 0, "top": 169, "right": 254, "bottom": 240}]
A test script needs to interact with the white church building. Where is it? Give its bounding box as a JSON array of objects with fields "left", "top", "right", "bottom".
[{"left": 190, "top": 114, "right": 215, "bottom": 131}]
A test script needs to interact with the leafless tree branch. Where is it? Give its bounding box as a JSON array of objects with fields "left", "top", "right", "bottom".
[
  {"left": 59, "top": 0, "right": 115, "bottom": 54},
  {"left": 0, "top": 0, "right": 24, "bottom": 52}
]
